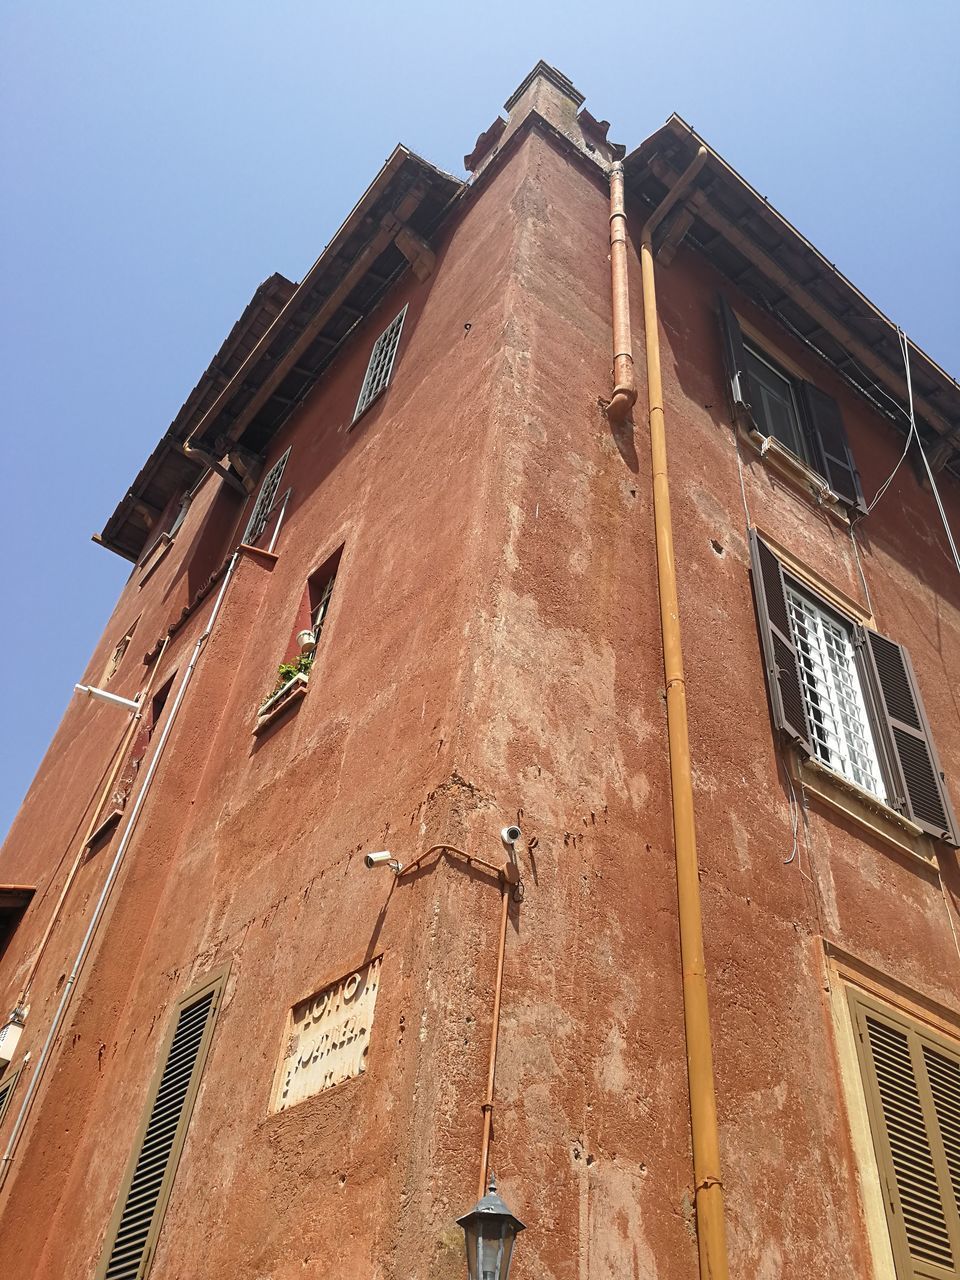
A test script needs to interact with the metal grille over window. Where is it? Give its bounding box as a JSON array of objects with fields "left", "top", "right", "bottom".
[
  {"left": 98, "top": 985, "right": 219, "bottom": 1280},
  {"left": 242, "top": 448, "right": 290, "bottom": 547},
  {"left": 784, "top": 585, "right": 887, "bottom": 800},
  {"left": 353, "top": 305, "right": 407, "bottom": 422}
]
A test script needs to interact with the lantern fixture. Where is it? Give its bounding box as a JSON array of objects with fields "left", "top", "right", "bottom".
[{"left": 456, "top": 1175, "right": 525, "bottom": 1280}]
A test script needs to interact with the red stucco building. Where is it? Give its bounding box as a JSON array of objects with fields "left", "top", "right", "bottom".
[{"left": 2, "top": 62, "right": 960, "bottom": 1280}]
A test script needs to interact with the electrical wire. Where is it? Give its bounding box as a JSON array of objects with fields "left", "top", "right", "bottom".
[
  {"left": 862, "top": 328, "right": 916, "bottom": 514},
  {"left": 917, "top": 434, "right": 960, "bottom": 577},
  {"left": 861, "top": 327, "right": 960, "bottom": 581},
  {"left": 849, "top": 525, "right": 875, "bottom": 622}
]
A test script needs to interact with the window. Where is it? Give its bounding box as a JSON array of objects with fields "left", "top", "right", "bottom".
[
  {"left": 750, "top": 530, "right": 958, "bottom": 842},
  {"left": 241, "top": 447, "right": 290, "bottom": 547},
  {"left": 718, "top": 296, "right": 866, "bottom": 513},
  {"left": 849, "top": 988, "right": 960, "bottom": 1277},
  {"left": 0, "top": 1064, "right": 21, "bottom": 1126},
  {"left": 103, "top": 620, "right": 138, "bottom": 684},
  {"left": 742, "top": 343, "right": 808, "bottom": 461},
  {"left": 254, "top": 550, "right": 342, "bottom": 731},
  {"left": 352, "top": 305, "right": 408, "bottom": 423},
  {"left": 0, "top": 888, "right": 33, "bottom": 963},
  {"left": 96, "top": 972, "right": 225, "bottom": 1280},
  {"left": 784, "top": 584, "right": 887, "bottom": 801},
  {"left": 307, "top": 550, "right": 342, "bottom": 645}
]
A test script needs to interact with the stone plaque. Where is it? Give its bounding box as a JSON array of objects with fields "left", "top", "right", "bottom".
[{"left": 272, "top": 957, "right": 381, "bottom": 1112}]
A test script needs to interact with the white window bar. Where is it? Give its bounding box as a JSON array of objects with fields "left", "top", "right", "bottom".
[
  {"left": 785, "top": 584, "right": 887, "bottom": 801},
  {"left": 310, "top": 572, "right": 337, "bottom": 640},
  {"left": 353, "top": 305, "right": 408, "bottom": 422},
  {"left": 242, "top": 448, "right": 291, "bottom": 546}
]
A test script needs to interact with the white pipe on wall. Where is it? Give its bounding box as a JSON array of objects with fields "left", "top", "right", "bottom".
[{"left": 0, "top": 550, "right": 242, "bottom": 1193}]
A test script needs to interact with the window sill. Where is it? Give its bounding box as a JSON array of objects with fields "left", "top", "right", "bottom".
[
  {"left": 253, "top": 673, "right": 309, "bottom": 735},
  {"left": 790, "top": 752, "right": 935, "bottom": 866},
  {"left": 739, "top": 426, "right": 850, "bottom": 525},
  {"left": 85, "top": 807, "right": 123, "bottom": 853}
]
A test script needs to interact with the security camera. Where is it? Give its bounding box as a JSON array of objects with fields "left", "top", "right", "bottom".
[
  {"left": 364, "top": 850, "right": 403, "bottom": 872},
  {"left": 501, "top": 826, "right": 522, "bottom": 848}
]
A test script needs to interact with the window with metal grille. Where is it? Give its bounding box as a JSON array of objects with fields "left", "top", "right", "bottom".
[
  {"left": 784, "top": 584, "right": 887, "bottom": 801},
  {"left": 241, "top": 448, "right": 290, "bottom": 547},
  {"left": 850, "top": 989, "right": 960, "bottom": 1278},
  {"left": 352, "top": 305, "right": 408, "bottom": 423},
  {"left": 95, "top": 973, "right": 224, "bottom": 1280},
  {"left": 749, "top": 531, "right": 958, "bottom": 843},
  {"left": 0, "top": 1065, "right": 21, "bottom": 1126}
]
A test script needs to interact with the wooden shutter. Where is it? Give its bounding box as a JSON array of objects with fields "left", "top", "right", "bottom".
[
  {"left": 798, "top": 382, "right": 866, "bottom": 512},
  {"left": 96, "top": 972, "right": 225, "bottom": 1280},
  {"left": 861, "top": 630, "right": 959, "bottom": 843},
  {"left": 717, "top": 295, "right": 759, "bottom": 427},
  {"left": 851, "top": 990, "right": 960, "bottom": 1278},
  {"left": 0, "top": 1065, "right": 21, "bottom": 1126},
  {"left": 748, "top": 530, "right": 813, "bottom": 753}
]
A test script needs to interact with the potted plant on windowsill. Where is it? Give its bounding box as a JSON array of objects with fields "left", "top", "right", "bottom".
[{"left": 255, "top": 652, "right": 314, "bottom": 730}]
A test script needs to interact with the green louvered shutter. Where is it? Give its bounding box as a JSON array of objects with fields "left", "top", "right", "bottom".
[
  {"left": 96, "top": 974, "right": 224, "bottom": 1280},
  {"left": 851, "top": 990, "right": 960, "bottom": 1278}
]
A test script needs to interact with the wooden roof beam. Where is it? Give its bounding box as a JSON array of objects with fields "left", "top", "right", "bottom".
[{"left": 189, "top": 182, "right": 430, "bottom": 453}]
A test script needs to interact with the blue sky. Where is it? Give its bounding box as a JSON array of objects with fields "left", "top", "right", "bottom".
[{"left": 1, "top": 1, "right": 958, "bottom": 840}]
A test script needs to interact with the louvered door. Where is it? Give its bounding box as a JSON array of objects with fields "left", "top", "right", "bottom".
[
  {"left": 96, "top": 973, "right": 225, "bottom": 1280},
  {"left": 850, "top": 990, "right": 960, "bottom": 1278}
]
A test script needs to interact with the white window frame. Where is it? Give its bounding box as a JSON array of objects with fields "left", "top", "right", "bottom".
[
  {"left": 241, "top": 448, "right": 291, "bottom": 547},
  {"left": 352, "top": 305, "right": 408, "bottom": 424},
  {"left": 785, "top": 583, "right": 887, "bottom": 802},
  {"left": 743, "top": 340, "right": 810, "bottom": 464}
]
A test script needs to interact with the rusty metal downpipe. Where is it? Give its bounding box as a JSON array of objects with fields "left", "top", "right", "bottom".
[
  {"left": 609, "top": 144, "right": 730, "bottom": 1278},
  {"left": 637, "top": 145, "right": 730, "bottom": 1280},
  {"left": 607, "top": 161, "right": 637, "bottom": 422}
]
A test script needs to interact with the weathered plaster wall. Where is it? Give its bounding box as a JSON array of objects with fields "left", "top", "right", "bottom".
[{"left": 0, "top": 113, "right": 959, "bottom": 1280}]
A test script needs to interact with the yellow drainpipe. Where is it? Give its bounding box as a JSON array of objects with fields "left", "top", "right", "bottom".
[{"left": 608, "top": 148, "right": 730, "bottom": 1280}]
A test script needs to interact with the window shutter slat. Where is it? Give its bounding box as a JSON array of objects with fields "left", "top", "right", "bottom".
[
  {"left": 797, "top": 381, "right": 866, "bottom": 512},
  {"left": 863, "top": 630, "right": 959, "bottom": 843},
  {"left": 748, "top": 530, "right": 813, "bottom": 753},
  {"left": 925, "top": 1049, "right": 960, "bottom": 1216},
  {"left": 717, "top": 295, "right": 758, "bottom": 427},
  {"left": 97, "top": 981, "right": 222, "bottom": 1280}
]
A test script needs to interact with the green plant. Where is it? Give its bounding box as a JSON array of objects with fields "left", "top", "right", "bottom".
[{"left": 262, "top": 652, "right": 314, "bottom": 707}]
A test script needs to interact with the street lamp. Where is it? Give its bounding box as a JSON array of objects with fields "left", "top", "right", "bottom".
[{"left": 457, "top": 1175, "right": 525, "bottom": 1280}]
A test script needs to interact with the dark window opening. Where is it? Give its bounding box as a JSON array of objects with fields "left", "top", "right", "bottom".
[
  {"left": 308, "top": 548, "right": 343, "bottom": 645},
  {"left": 0, "top": 888, "right": 34, "bottom": 966}
]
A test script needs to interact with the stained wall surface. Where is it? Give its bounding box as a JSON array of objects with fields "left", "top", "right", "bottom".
[{"left": 0, "top": 110, "right": 958, "bottom": 1280}]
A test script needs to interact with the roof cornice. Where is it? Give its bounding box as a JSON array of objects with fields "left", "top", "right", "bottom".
[{"left": 624, "top": 117, "right": 960, "bottom": 476}]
